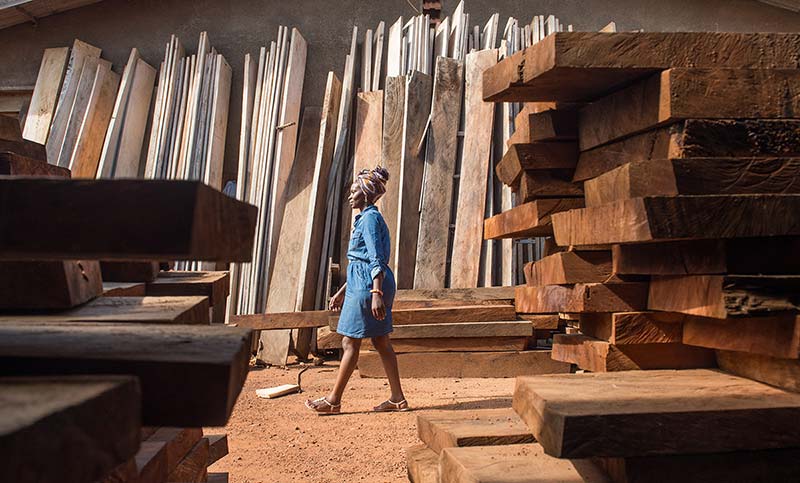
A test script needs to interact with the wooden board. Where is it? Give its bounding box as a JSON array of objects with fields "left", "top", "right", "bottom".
[
  {"left": 717, "top": 350, "right": 800, "bottom": 393},
  {"left": 103, "top": 281, "right": 147, "bottom": 297},
  {"left": 54, "top": 56, "right": 103, "bottom": 168},
  {"left": 484, "top": 199, "right": 584, "bottom": 240},
  {"left": 483, "top": 32, "right": 800, "bottom": 102},
  {"left": 364, "top": 337, "right": 529, "bottom": 353},
  {"left": 495, "top": 142, "right": 577, "bottom": 186},
  {"left": 207, "top": 434, "right": 229, "bottom": 465},
  {"left": 450, "top": 49, "right": 497, "bottom": 288},
  {"left": 518, "top": 314, "right": 561, "bottom": 330},
  {"left": 580, "top": 68, "right": 800, "bottom": 151},
  {"left": 395, "top": 286, "right": 515, "bottom": 307},
  {"left": 379, "top": 321, "right": 532, "bottom": 338},
  {"left": 406, "top": 444, "right": 439, "bottom": 483},
  {"left": 579, "top": 312, "right": 684, "bottom": 345},
  {"left": 530, "top": 109, "right": 578, "bottom": 142},
  {"left": 0, "top": 179, "right": 257, "bottom": 261},
  {"left": 0, "top": 323, "right": 252, "bottom": 426},
  {"left": 147, "top": 427, "right": 204, "bottom": 476},
  {"left": 390, "top": 304, "right": 516, "bottom": 325},
  {"left": 415, "top": 57, "right": 463, "bottom": 289},
  {"left": 648, "top": 275, "right": 800, "bottom": 319},
  {"left": 167, "top": 437, "right": 209, "bottom": 483},
  {"left": 684, "top": 314, "right": 800, "bottom": 359},
  {"left": 232, "top": 310, "right": 331, "bottom": 330},
  {"left": 0, "top": 260, "right": 102, "bottom": 309},
  {"left": 379, "top": 75, "right": 406, "bottom": 273},
  {"left": 525, "top": 250, "right": 611, "bottom": 286},
  {"left": 101, "top": 261, "right": 160, "bottom": 282},
  {"left": 203, "top": 56, "right": 232, "bottom": 190},
  {"left": 135, "top": 441, "right": 168, "bottom": 483},
  {"left": 440, "top": 444, "right": 610, "bottom": 483},
  {"left": 352, "top": 91, "right": 384, "bottom": 177},
  {"left": 70, "top": 62, "right": 120, "bottom": 178},
  {"left": 97, "top": 48, "right": 138, "bottom": 178},
  {"left": 358, "top": 350, "right": 569, "bottom": 378},
  {"left": 417, "top": 408, "right": 534, "bottom": 454},
  {"left": 395, "top": 71, "right": 433, "bottom": 289},
  {"left": 0, "top": 138, "right": 48, "bottom": 161},
  {"left": 147, "top": 271, "right": 229, "bottom": 307},
  {"left": 0, "top": 151, "right": 65, "bottom": 177},
  {"left": 552, "top": 195, "right": 800, "bottom": 247},
  {"left": 515, "top": 283, "right": 649, "bottom": 314},
  {"left": 22, "top": 46, "right": 70, "bottom": 144},
  {"left": 575, "top": 119, "right": 800, "bottom": 182},
  {"left": 517, "top": 170, "right": 583, "bottom": 202},
  {"left": 0, "top": 376, "right": 140, "bottom": 483}
]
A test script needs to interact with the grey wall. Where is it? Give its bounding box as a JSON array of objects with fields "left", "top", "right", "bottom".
[{"left": 1, "top": 0, "right": 799, "bottom": 182}]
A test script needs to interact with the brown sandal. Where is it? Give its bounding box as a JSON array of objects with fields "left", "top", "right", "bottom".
[
  {"left": 372, "top": 399, "right": 410, "bottom": 412},
  {"left": 305, "top": 397, "right": 341, "bottom": 415}
]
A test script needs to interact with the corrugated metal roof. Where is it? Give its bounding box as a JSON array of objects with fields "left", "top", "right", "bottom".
[{"left": 0, "top": 0, "right": 102, "bottom": 30}]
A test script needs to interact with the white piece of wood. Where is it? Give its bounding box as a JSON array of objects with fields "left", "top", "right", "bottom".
[
  {"left": 54, "top": 55, "right": 101, "bottom": 168},
  {"left": 22, "top": 46, "right": 69, "bottom": 145},
  {"left": 97, "top": 48, "right": 138, "bottom": 178},
  {"left": 255, "top": 384, "right": 300, "bottom": 399},
  {"left": 363, "top": 29, "right": 373, "bottom": 92},
  {"left": 387, "top": 16, "right": 403, "bottom": 77},
  {"left": 372, "top": 21, "right": 385, "bottom": 91},
  {"left": 203, "top": 54, "right": 232, "bottom": 190}
]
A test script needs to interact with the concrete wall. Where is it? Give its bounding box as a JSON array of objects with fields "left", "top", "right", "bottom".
[{"left": 2, "top": 0, "right": 799, "bottom": 182}]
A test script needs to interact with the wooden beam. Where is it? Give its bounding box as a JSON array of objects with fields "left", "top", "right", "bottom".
[
  {"left": 515, "top": 282, "right": 649, "bottom": 313},
  {"left": 390, "top": 304, "right": 516, "bottom": 325},
  {"left": 417, "top": 408, "right": 534, "bottom": 454},
  {"left": 517, "top": 170, "right": 583, "bottom": 202},
  {"left": 102, "top": 281, "right": 146, "bottom": 297},
  {"left": 579, "top": 312, "right": 684, "bottom": 344},
  {"left": 513, "top": 369, "right": 800, "bottom": 458},
  {"left": 147, "top": 271, "right": 229, "bottom": 308},
  {"left": 135, "top": 441, "right": 168, "bottom": 483},
  {"left": 496, "top": 142, "right": 577, "bottom": 186},
  {"left": 524, "top": 250, "right": 611, "bottom": 286},
  {"left": 529, "top": 109, "right": 578, "bottom": 141},
  {"left": 717, "top": 349, "right": 800, "bottom": 393},
  {"left": 684, "top": 314, "right": 800, "bottom": 359},
  {"left": 146, "top": 427, "right": 203, "bottom": 475},
  {"left": 207, "top": 434, "right": 229, "bottom": 466},
  {"left": 484, "top": 199, "right": 584, "bottom": 240},
  {"left": 384, "top": 321, "right": 533, "bottom": 338},
  {"left": 0, "top": 260, "right": 102, "bottom": 309},
  {"left": 406, "top": 444, "right": 439, "bottom": 483},
  {"left": 364, "top": 337, "right": 529, "bottom": 353},
  {"left": 231, "top": 310, "right": 332, "bottom": 330},
  {"left": 167, "top": 437, "right": 209, "bottom": 483},
  {"left": 22, "top": 46, "right": 69, "bottom": 144},
  {"left": 101, "top": 261, "right": 161, "bottom": 282},
  {"left": 0, "top": 151, "right": 68, "bottom": 175}
]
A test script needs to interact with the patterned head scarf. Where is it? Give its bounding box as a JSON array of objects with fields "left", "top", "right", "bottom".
[{"left": 356, "top": 165, "right": 390, "bottom": 203}]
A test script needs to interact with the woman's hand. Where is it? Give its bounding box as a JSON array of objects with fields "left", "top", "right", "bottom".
[
  {"left": 329, "top": 290, "right": 345, "bottom": 311},
  {"left": 371, "top": 293, "right": 386, "bottom": 320}
]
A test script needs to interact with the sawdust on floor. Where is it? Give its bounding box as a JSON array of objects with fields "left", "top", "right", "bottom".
[{"left": 206, "top": 361, "right": 516, "bottom": 483}]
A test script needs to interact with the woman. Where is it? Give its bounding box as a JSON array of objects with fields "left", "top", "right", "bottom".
[{"left": 305, "top": 166, "right": 408, "bottom": 415}]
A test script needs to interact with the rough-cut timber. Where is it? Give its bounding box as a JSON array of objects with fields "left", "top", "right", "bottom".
[
  {"left": 330, "top": 304, "right": 517, "bottom": 328},
  {"left": 483, "top": 32, "right": 800, "bottom": 102},
  {"left": 552, "top": 195, "right": 800, "bottom": 247},
  {"left": 207, "top": 434, "right": 228, "bottom": 465},
  {"left": 406, "top": 445, "right": 439, "bottom": 483},
  {"left": 483, "top": 198, "right": 584, "bottom": 240},
  {"left": 0, "top": 260, "right": 102, "bottom": 309},
  {"left": 232, "top": 310, "right": 332, "bottom": 330},
  {"left": 517, "top": 170, "right": 583, "bottom": 201},
  {"left": 717, "top": 350, "right": 800, "bottom": 393},
  {"left": 358, "top": 350, "right": 569, "bottom": 378},
  {"left": 134, "top": 440, "right": 168, "bottom": 483},
  {"left": 525, "top": 250, "right": 611, "bottom": 286},
  {"left": 167, "top": 437, "right": 209, "bottom": 483},
  {"left": 101, "top": 261, "right": 161, "bottom": 282},
  {"left": 387, "top": 321, "right": 532, "bottom": 339},
  {"left": 530, "top": 109, "right": 578, "bottom": 142},
  {"left": 684, "top": 314, "right": 800, "bottom": 359},
  {"left": 103, "top": 281, "right": 147, "bottom": 297},
  {"left": 394, "top": 286, "right": 515, "bottom": 308},
  {"left": 0, "top": 179, "right": 257, "bottom": 261},
  {"left": 380, "top": 76, "right": 406, "bottom": 272},
  {"left": 0, "top": 323, "right": 252, "bottom": 426},
  {"left": 648, "top": 275, "right": 800, "bottom": 319},
  {"left": 575, "top": 119, "right": 800, "bottom": 182},
  {"left": 579, "top": 312, "right": 684, "bottom": 345},
  {"left": 515, "top": 283, "right": 648, "bottom": 314},
  {"left": 147, "top": 427, "right": 203, "bottom": 475},
  {"left": 0, "top": 152, "right": 69, "bottom": 176},
  {"left": 417, "top": 408, "right": 534, "bottom": 454},
  {"left": 612, "top": 238, "right": 800, "bottom": 276},
  {"left": 0, "top": 376, "right": 140, "bottom": 483},
  {"left": 363, "top": 337, "right": 529, "bottom": 353},
  {"left": 146, "top": 271, "right": 228, "bottom": 307},
  {"left": 586, "top": 157, "right": 800, "bottom": 208},
  {"left": 495, "top": 142, "right": 578, "bottom": 186},
  {"left": 512, "top": 369, "right": 800, "bottom": 458}
]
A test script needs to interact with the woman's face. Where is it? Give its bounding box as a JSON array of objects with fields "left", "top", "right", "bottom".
[{"left": 348, "top": 182, "right": 366, "bottom": 210}]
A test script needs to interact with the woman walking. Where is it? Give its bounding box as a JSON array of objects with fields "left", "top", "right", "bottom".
[{"left": 305, "top": 166, "right": 408, "bottom": 415}]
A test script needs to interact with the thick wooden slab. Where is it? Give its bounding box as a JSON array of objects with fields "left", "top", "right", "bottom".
[
  {"left": 0, "top": 138, "right": 48, "bottom": 162},
  {"left": 22, "top": 46, "right": 70, "bottom": 144},
  {"left": 0, "top": 260, "right": 102, "bottom": 309},
  {"left": 232, "top": 310, "right": 331, "bottom": 330},
  {"left": 684, "top": 314, "right": 800, "bottom": 359},
  {"left": 395, "top": 287, "right": 515, "bottom": 308},
  {"left": 525, "top": 251, "right": 611, "bottom": 286},
  {"left": 0, "top": 179, "right": 257, "bottom": 261},
  {"left": 352, "top": 91, "right": 384, "bottom": 178},
  {"left": 135, "top": 440, "right": 168, "bottom": 483},
  {"left": 580, "top": 69, "right": 800, "bottom": 151},
  {"left": 483, "top": 32, "right": 800, "bottom": 102},
  {"left": 364, "top": 337, "right": 529, "bottom": 353},
  {"left": 417, "top": 408, "right": 534, "bottom": 454},
  {"left": 484, "top": 198, "right": 584, "bottom": 240},
  {"left": 380, "top": 75, "right": 406, "bottom": 273},
  {"left": 517, "top": 170, "right": 583, "bottom": 202},
  {"left": 147, "top": 428, "right": 204, "bottom": 475},
  {"left": 103, "top": 281, "right": 147, "bottom": 297},
  {"left": 0, "top": 376, "right": 140, "bottom": 483},
  {"left": 147, "top": 271, "right": 229, "bottom": 309},
  {"left": 0, "top": 152, "right": 69, "bottom": 176},
  {"left": 515, "top": 282, "right": 649, "bottom": 314},
  {"left": 575, "top": 119, "right": 800, "bottom": 182},
  {"left": 530, "top": 109, "right": 578, "bottom": 142},
  {"left": 392, "top": 304, "right": 516, "bottom": 325},
  {"left": 101, "top": 261, "right": 161, "bottom": 282},
  {"left": 440, "top": 444, "right": 610, "bottom": 483},
  {"left": 358, "top": 350, "right": 570, "bottom": 378},
  {"left": 167, "top": 437, "right": 209, "bottom": 483},
  {"left": 579, "top": 312, "right": 683, "bottom": 345},
  {"left": 518, "top": 314, "right": 561, "bottom": 330},
  {"left": 513, "top": 369, "right": 800, "bottom": 458},
  {"left": 406, "top": 444, "right": 439, "bottom": 483},
  {"left": 0, "top": 323, "right": 252, "bottom": 426},
  {"left": 70, "top": 62, "right": 120, "bottom": 178},
  {"left": 552, "top": 195, "right": 800, "bottom": 247},
  {"left": 207, "top": 434, "right": 229, "bottom": 465},
  {"left": 717, "top": 350, "right": 800, "bottom": 393},
  {"left": 390, "top": 321, "right": 532, "bottom": 338},
  {"left": 648, "top": 275, "right": 800, "bottom": 319},
  {"left": 496, "top": 142, "right": 578, "bottom": 186}
]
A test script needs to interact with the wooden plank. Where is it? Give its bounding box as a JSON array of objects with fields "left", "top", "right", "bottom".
[
  {"left": 395, "top": 286, "right": 515, "bottom": 305},
  {"left": 440, "top": 444, "right": 610, "bottom": 483},
  {"left": 358, "top": 350, "right": 570, "bottom": 378},
  {"left": 70, "top": 61, "right": 120, "bottom": 178},
  {"left": 530, "top": 109, "right": 578, "bottom": 141},
  {"left": 147, "top": 427, "right": 204, "bottom": 476},
  {"left": 379, "top": 75, "right": 406, "bottom": 272},
  {"left": 351, "top": 91, "right": 383, "bottom": 177},
  {"left": 418, "top": 408, "right": 534, "bottom": 454},
  {"left": 483, "top": 32, "right": 800, "bottom": 102},
  {"left": 107, "top": 57, "right": 156, "bottom": 177},
  {"left": 101, "top": 261, "right": 160, "bottom": 282},
  {"left": 525, "top": 250, "right": 611, "bottom": 286},
  {"left": 515, "top": 283, "right": 649, "bottom": 314},
  {"left": 406, "top": 444, "right": 439, "bottom": 483},
  {"left": 22, "top": 46, "right": 69, "bottom": 144},
  {"left": 1, "top": 323, "right": 252, "bottom": 426},
  {"left": 103, "top": 281, "right": 146, "bottom": 297},
  {"left": 717, "top": 350, "right": 800, "bottom": 393},
  {"left": 390, "top": 304, "right": 516, "bottom": 325},
  {"left": 0, "top": 376, "right": 140, "bottom": 483},
  {"left": 97, "top": 48, "right": 138, "bottom": 179},
  {"left": 395, "top": 71, "right": 433, "bottom": 289},
  {"left": 55, "top": 56, "right": 102, "bottom": 168},
  {"left": 575, "top": 119, "right": 800, "bottom": 182},
  {"left": 167, "top": 437, "right": 209, "bottom": 483},
  {"left": 512, "top": 369, "right": 800, "bottom": 458},
  {"left": 203, "top": 55, "right": 232, "bottom": 190},
  {"left": 579, "top": 68, "right": 800, "bottom": 151},
  {"left": 207, "top": 434, "right": 228, "bottom": 465},
  {"left": 0, "top": 260, "right": 102, "bottom": 309},
  {"left": 517, "top": 170, "right": 583, "bottom": 201},
  {"left": 518, "top": 314, "right": 561, "bottom": 330},
  {"left": 484, "top": 199, "right": 584, "bottom": 240},
  {"left": 387, "top": 321, "right": 533, "bottom": 338},
  {"left": 135, "top": 441, "right": 168, "bottom": 483},
  {"left": 649, "top": 275, "right": 800, "bottom": 319},
  {"left": 579, "top": 312, "right": 684, "bottom": 345},
  {"left": 232, "top": 310, "right": 330, "bottom": 330},
  {"left": 684, "top": 314, "right": 800, "bottom": 359},
  {"left": 552, "top": 195, "right": 800, "bottom": 247},
  {"left": 0, "top": 137, "right": 48, "bottom": 161},
  {"left": 0, "top": 179, "right": 257, "bottom": 261},
  {"left": 450, "top": 49, "right": 497, "bottom": 288},
  {"left": 364, "top": 337, "right": 529, "bottom": 353},
  {"left": 495, "top": 142, "right": 577, "bottom": 186},
  {"left": 415, "top": 57, "right": 463, "bottom": 289},
  {"left": 147, "top": 271, "right": 229, "bottom": 308}
]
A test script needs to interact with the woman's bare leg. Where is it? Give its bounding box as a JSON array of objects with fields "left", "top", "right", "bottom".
[
  {"left": 371, "top": 335, "right": 405, "bottom": 402},
  {"left": 326, "top": 336, "right": 362, "bottom": 404}
]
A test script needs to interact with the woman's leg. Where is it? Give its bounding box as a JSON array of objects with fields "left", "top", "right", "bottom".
[
  {"left": 326, "top": 336, "right": 362, "bottom": 404},
  {"left": 371, "top": 335, "right": 405, "bottom": 402}
]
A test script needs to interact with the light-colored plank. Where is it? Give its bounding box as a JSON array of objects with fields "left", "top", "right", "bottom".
[
  {"left": 417, "top": 408, "right": 534, "bottom": 455},
  {"left": 53, "top": 56, "right": 102, "bottom": 168},
  {"left": 352, "top": 90, "right": 383, "bottom": 177},
  {"left": 379, "top": 75, "right": 405, "bottom": 274},
  {"left": 70, "top": 62, "right": 120, "bottom": 178},
  {"left": 22, "top": 46, "right": 69, "bottom": 144},
  {"left": 97, "top": 48, "right": 139, "bottom": 178},
  {"left": 203, "top": 55, "right": 232, "bottom": 189},
  {"left": 387, "top": 17, "right": 403, "bottom": 77}
]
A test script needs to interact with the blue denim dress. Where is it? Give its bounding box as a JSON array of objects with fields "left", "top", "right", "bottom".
[{"left": 336, "top": 204, "right": 396, "bottom": 339}]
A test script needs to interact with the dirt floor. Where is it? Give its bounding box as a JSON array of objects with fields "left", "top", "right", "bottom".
[{"left": 206, "top": 361, "right": 516, "bottom": 483}]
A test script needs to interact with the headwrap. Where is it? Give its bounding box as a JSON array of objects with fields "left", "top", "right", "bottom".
[{"left": 356, "top": 165, "right": 390, "bottom": 203}]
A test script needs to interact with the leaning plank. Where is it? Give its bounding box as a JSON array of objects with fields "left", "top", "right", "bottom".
[
  {"left": 552, "top": 195, "right": 800, "bottom": 247},
  {"left": 232, "top": 310, "right": 331, "bottom": 330},
  {"left": 22, "top": 46, "right": 70, "bottom": 144},
  {"left": 450, "top": 49, "right": 497, "bottom": 288},
  {"left": 0, "top": 376, "right": 141, "bottom": 483},
  {"left": 147, "top": 427, "right": 204, "bottom": 475},
  {"left": 484, "top": 198, "right": 584, "bottom": 240},
  {"left": 524, "top": 250, "right": 611, "bottom": 286},
  {"left": 580, "top": 68, "right": 800, "bottom": 151},
  {"left": 417, "top": 408, "right": 534, "bottom": 454},
  {"left": 406, "top": 444, "right": 439, "bottom": 483},
  {"left": 579, "top": 312, "right": 684, "bottom": 345},
  {"left": 0, "top": 323, "right": 252, "bottom": 426},
  {"left": 515, "top": 283, "right": 649, "bottom": 314},
  {"left": 495, "top": 142, "right": 577, "bottom": 186},
  {"left": 717, "top": 350, "right": 800, "bottom": 393},
  {"left": 203, "top": 55, "right": 232, "bottom": 190},
  {"left": 55, "top": 56, "right": 103, "bottom": 168},
  {"left": 365, "top": 337, "right": 529, "bottom": 353},
  {"left": 97, "top": 48, "right": 138, "bottom": 178},
  {"left": 683, "top": 314, "right": 800, "bottom": 359},
  {"left": 358, "top": 350, "right": 570, "bottom": 378},
  {"left": 0, "top": 260, "right": 102, "bottom": 309},
  {"left": 483, "top": 32, "right": 800, "bottom": 102},
  {"left": 648, "top": 275, "right": 800, "bottom": 319},
  {"left": 351, "top": 91, "right": 384, "bottom": 177},
  {"left": 379, "top": 75, "right": 406, "bottom": 272},
  {"left": 512, "top": 369, "right": 800, "bottom": 458},
  {"left": 0, "top": 179, "right": 257, "bottom": 261}
]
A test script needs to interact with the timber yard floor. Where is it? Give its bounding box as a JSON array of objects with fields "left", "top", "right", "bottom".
[{"left": 206, "top": 361, "right": 515, "bottom": 483}]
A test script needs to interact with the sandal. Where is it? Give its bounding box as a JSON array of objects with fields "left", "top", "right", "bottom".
[
  {"left": 372, "top": 399, "right": 410, "bottom": 412},
  {"left": 305, "top": 397, "right": 341, "bottom": 415}
]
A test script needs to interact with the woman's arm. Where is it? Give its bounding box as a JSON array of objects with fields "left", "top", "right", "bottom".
[
  {"left": 329, "top": 283, "right": 346, "bottom": 311},
  {"left": 362, "top": 214, "right": 387, "bottom": 320},
  {"left": 372, "top": 273, "right": 385, "bottom": 320}
]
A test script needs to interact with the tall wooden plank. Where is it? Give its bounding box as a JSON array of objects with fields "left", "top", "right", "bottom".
[
  {"left": 379, "top": 75, "right": 406, "bottom": 273},
  {"left": 351, "top": 91, "right": 384, "bottom": 178},
  {"left": 22, "top": 47, "right": 69, "bottom": 144},
  {"left": 53, "top": 56, "right": 102, "bottom": 168},
  {"left": 450, "top": 49, "right": 497, "bottom": 288},
  {"left": 203, "top": 55, "right": 232, "bottom": 190},
  {"left": 414, "top": 57, "right": 463, "bottom": 289},
  {"left": 387, "top": 17, "right": 404, "bottom": 77},
  {"left": 70, "top": 63, "right": 120, "bottom": 178},
  {"left": 97, "top": 49, "right": 138, "bottom": 177}
]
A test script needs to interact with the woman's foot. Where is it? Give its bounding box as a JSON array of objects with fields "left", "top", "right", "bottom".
[
  {"left": 372, "top": 398, "right": 410, "bottom": 412},
  {"left": 305, "top": 397, "right": 341, "bottom": 415}
]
